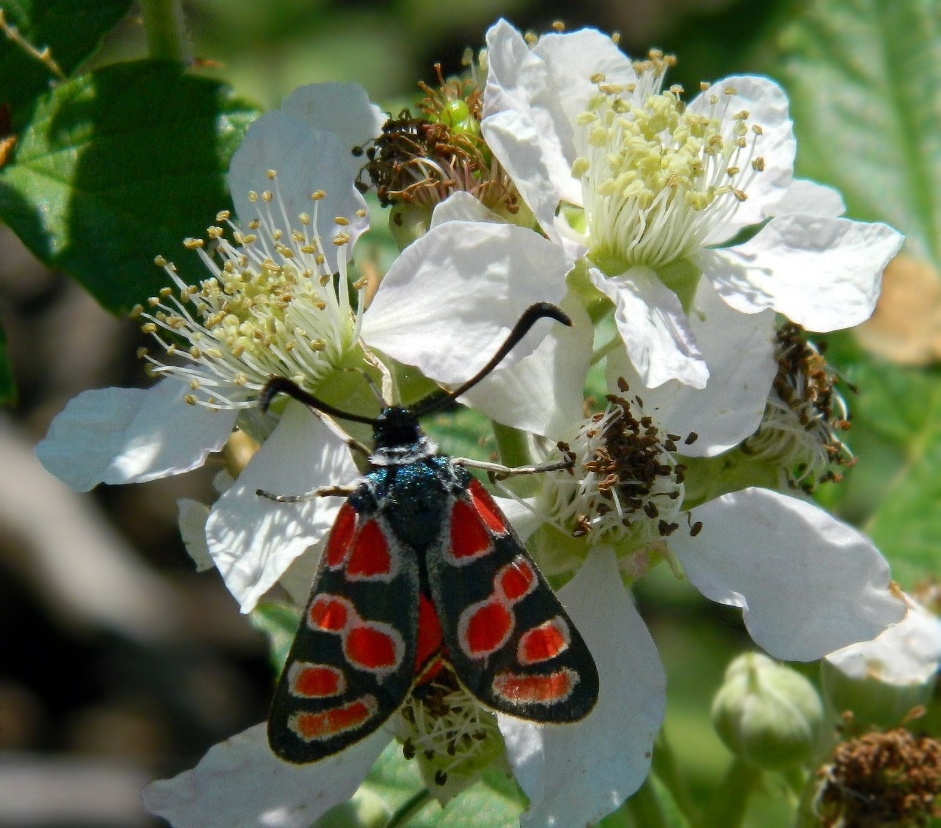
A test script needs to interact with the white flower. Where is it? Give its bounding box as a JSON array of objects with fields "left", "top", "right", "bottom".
[
  {"left": 479, "top": 20, "right": 904, "bottom": 389},
  {"left": 141, "top": 547, "right": 665, "bottom": 828},
  {"left": 37, "top": 80, "right": 567, "bottom": 617},
  {"left": 442, "top": 374, "right": 900, "bottom": 824}
]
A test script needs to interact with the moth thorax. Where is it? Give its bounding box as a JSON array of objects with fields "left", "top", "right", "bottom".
[{"left": 368, "top": 407, "right": 437, "bottom": 466}]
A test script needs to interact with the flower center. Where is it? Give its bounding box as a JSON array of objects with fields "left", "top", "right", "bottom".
[
  {"left": 571, "top": 52, "right": 766, "bottom": 270},
  {"left": 135, "top": 171, "right": 364, "bottom": 409},
  {"left": 743, "top": 324, "right": 854, "bottom": 490},
  {"left": 398, "top": 664, "right": 504, "bottom": 788},
  {"left": 355, "top": 66, "right": 520, "bottom": 217},
  {"left": 538, "top": 385, "right": 697, "bottom": 580}
]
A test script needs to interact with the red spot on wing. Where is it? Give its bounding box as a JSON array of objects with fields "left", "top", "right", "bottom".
[
  {"left": 289, "top": 663, "right": 345, "bottom": 698},
  {"left": 450, "top": 499, "right": 491, "bottom": 560},
  {"left": 415, "top": 594, "right": 443, "bottom": 672},
  {"left": 492, "top": 668, "right": 578, "bottom": 705},
  {"left": 468, "top": 479, "right": 507, "bottom": 534},
  {"left": 324, "top": 503, "right": 357, "bottom": 568},
  {"left": 462, "top": 599, "right": 513, "bottom": 657},
  {"left": 518, "top": 618, "right": 570, "bottom": 665},
  {"left": 346, "top": 519, "right": 392, "bottom": 579},
  {"left": 308, "top": 595, "right": 350, "bottom": 632},
  {"left": 498, "top": 557, "right": 536, "bottom": 603},
  {"left": 289, "top": 696, "right": 378, "bottom": 741},
  {"left": 345, "top": 623, "right": 402, "bottom": 672}
]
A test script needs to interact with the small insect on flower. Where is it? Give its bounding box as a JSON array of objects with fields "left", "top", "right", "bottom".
[{"left": 259, "top": 304, "right": 600, "bottom": 763}]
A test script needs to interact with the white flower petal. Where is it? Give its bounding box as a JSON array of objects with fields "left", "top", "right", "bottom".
[
  {"left": 460, "top": 296, "right": 592, "bottom": 441},
  {"left": 688, "top": 75, "right": 795, "bottom": 236},
  {"left": 670, "top": 488, "right": 906, "bottom": 661},
  {"left": 772, "top": 179, "right": 846, "bottom": 219},
  {"left": 482, "top": 21, "right": 574, "bottom": 240},
  {"left": 430, "top": 191, "right": 503, "bottom": 227},
  {"left": 178, "top": 498, "right": 214, "bottom": 572},
  {"left": 493, "top": 494, "right": 542, "bottom": 541},
  {"left": 606, "top": 277, "right": 776, "bottom": 456},
  {"left": 361, "top": 221, "right": 572, "bottom": 386},
  {"left": 228, "top": 111, "right": 369, "bottom": 275},
  {"left": 205, "top": 401, "right": 358, "bottom": 612},
  {"left": 141, "top": 723, "right": 389, "bottom": 828},
  {"left": 500, "top": 546, "right": 665, "bottom": 827},
  {"left": 532, "top": 28, "right": 638, "bottom": 133},
  {"left": 280, "top": 82, "right": 385, "bottom": 172},
  {"left": 709, "top": 214, "right": 904, "bottom": 330},
  {"left": 591, "top": 265, "right": 709, "bottom": 389},
  {"left": 277, "top": 534, "right": 323, "bottom": 608},
  {"left": 826, "top": 596, "right": 941, "bottom": 686},
  {"left": 35, "top": 381, "right": 236, "bottom": 492}
]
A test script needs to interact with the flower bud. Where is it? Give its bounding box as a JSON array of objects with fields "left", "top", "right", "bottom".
[
  {"left": 712, "top": 652, "right": 823, "bottom": 771},
  {"left": 822, "top": 597, "right": 941, "bottom": 729}
]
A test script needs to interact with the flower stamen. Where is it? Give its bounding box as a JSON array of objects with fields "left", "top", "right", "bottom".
[
  {"left": 744, "top": 324, "right": 855, "bottom": 489},
  {"left": 139, "top": 173, "right": 364, "bottom": 410}
]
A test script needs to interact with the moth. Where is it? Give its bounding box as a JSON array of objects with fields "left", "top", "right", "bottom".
[{"left": 260, "top": 303, "right": 599, "bottom": 763}]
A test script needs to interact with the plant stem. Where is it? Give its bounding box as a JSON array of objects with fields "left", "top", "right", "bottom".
[
  {"left": 385, "top": 789, "right": 433, "bottom": 828},
  {"left": 624, "top": 776, "right": 671, "bottom": 828},
  {"left": 702, "top": 759, "right": 762, "bottom": 828},
  {"left": 492, "top": 421, "right": 533, "bottom": 468},
  {"left": 140, "top": 0, "right": 188, "bottom": 63},
  {"left": 651, "top": 731, "right": 699, "bottom": 824},
  {"left": 491, "top": 421, "right": 539, "bottom": 496}
]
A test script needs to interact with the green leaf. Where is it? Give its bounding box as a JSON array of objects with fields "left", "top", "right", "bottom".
[
  {"left": 776, "top": 1, "right": 941, "bottom": 587},
  {"left": 859, "top": 376, "right": 941, "bottom": 589},
  {"left": 776, "top": 0, "right": 941, "bottom": 267},
  {"left": 817, "top": 334, "right": 941, "bottom": 588},
  {"left": 0, "top": 0, "right": 133, "bottom": 124},
  {"left": 0, "top": 321, "right": 14, "bottom": 404},
  {"left": 0, "top": 60, "right": 259, "bottom": 313},
  {"left": 250, "top": 602, "right": 301, "bottom": 675}
]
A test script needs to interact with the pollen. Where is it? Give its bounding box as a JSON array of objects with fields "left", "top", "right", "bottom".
[
  {"left": 398, "top": 664, "right": 504, "bottom": 791},
  {"left": 539, "top": 382, "right": 696, "bottom": 574},
  {"left": 135, "top": 175, "right": 365, "bottom": 411},
  {"left": 571, "top": 54, "right": 767, "bottom": 269}
]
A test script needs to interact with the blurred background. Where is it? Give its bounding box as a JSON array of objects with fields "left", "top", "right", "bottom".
[{"left": 2, "top": 0, "right": 937, "bottom": 825}]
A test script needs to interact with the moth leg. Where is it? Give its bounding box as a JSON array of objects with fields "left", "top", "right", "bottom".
[
  {"left": 453, "top": 457, "right": 574, "bottom": 481},
  {"left": 316, "top": 415, "right": 371, "bottom": 459},
  {"left": 256, "top": 484, "right": 356, "bottom": 503}
]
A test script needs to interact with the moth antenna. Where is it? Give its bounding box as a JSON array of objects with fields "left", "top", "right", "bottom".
[
  {"left": 411, "top": 303, "right": 571, "bottom": 418},
  {"left": 259, "top": 376, "right": 379, "bottom": 426}
]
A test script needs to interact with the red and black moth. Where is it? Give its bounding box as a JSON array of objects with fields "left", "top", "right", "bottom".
[{"left": 259, "top": 303, "right": 599, "bottom": 764}]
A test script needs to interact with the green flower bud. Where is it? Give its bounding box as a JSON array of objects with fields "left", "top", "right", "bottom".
[
  {"left": 712, "top": 652, "right": 823, "bottom": 771},
  {"left": 821, "top": 598, "right": 941, "bottom": 729}
]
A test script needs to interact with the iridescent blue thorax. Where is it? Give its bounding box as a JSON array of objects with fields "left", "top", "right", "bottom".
[{"left": 353, "top": 406, "right": 470, "bottom": 553}]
